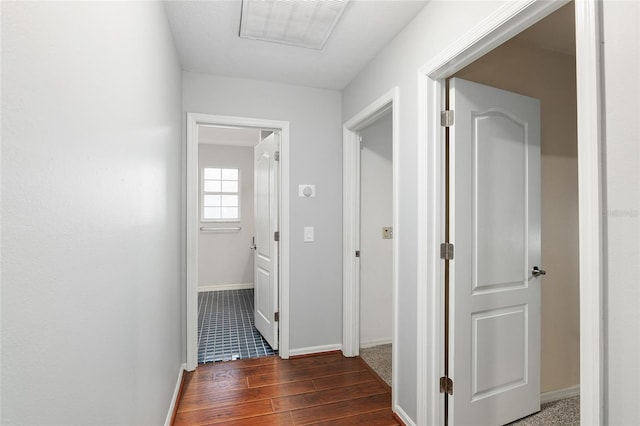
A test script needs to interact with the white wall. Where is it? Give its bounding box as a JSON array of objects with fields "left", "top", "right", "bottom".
[
  {"left": 342, "top": 1, "right": 507, "bottom": 419},
  {"left": 359, "top": 112, "right": 393, "bottom": 347},
  {"left": 184, "top": 72, "right": 343, "bottom": 351},
  {"left": 1, "top": 2, "right": 183, "bottom": 424},
  {"left": 602, "top": 1, "right": 640, "bottom": 424},
  {"left": 198, "top": 144, "right": 255, "bottom": 289}
]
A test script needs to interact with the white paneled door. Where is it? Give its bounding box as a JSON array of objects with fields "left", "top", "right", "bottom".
[
  {"left": 254, "top": 132, "right": 280, "bottom": 350},
  {"left": 449, "top": 78, "right": 541, "bottom": 425}
]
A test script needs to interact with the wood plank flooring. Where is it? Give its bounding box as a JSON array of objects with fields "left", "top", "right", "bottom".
[{"left": 174, "top": 352, "right": 400, "bottom": 425}]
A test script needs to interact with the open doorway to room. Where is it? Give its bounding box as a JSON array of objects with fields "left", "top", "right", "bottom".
[
  {"left": 453, "top": 5, "right": 580, "bottom": 424},
  {"left": 186, "top": 114, "right": 290, "bottom": 371},
  {"left": 358, "top": 109, "right": 394, "bottom": 387},
  {"left": 432, "top": 3, "right": 581, "bottom": 425},
  {"left": 343, "top": 88, "right": 399, "bottom": 407},
  {"left": 196, "top": 126, "right": 277, "bottom": 364}
]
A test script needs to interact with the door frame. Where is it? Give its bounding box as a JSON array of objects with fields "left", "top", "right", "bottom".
[
  {"left": 416, "top": 1, "right": 604, "bottom": 425},
  {"left": 343, "top": 87, "right": 399, "bottom": 408},
  {"left": 185, "top": 113, "right": 291, "bottom": 370}
]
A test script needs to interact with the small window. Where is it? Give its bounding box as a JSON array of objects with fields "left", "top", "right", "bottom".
[{"left": 201, "top": 167, "right": 240, "bottom": 221}]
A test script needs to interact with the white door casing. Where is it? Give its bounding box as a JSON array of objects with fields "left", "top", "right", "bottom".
[
  {"left": 254, "top": 132, "right": 280, "bottom": 350},
  {"left": 449, "top": 78, "right": 541, "bottom": 425}
]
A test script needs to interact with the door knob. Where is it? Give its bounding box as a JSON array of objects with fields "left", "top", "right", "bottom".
[{"left": 532, "top": 266, "right": 546, "bottom": 277}]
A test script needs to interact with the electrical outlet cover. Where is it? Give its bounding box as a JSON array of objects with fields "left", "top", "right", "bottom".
[{"left": 382, "top": 227, "right": 393, "bottom": 239}]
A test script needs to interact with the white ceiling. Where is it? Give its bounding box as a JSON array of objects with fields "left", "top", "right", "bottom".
[{"left": 163, "top": 0, "right": 429, "bottom": 90}]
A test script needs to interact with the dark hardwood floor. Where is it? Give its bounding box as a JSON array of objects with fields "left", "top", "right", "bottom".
[{"left": 174, "top": 352, "right": 399, "bottom": 425}]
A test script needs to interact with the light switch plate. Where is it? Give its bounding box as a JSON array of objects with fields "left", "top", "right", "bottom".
[
  {"left": 299, "top": 184, "right": 315, "bottom": 197},
  {"left": 304, "top": 226, "right": 314, "bottom": 242}
]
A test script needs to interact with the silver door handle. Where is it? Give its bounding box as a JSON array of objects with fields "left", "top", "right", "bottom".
[
  {"left": 532, "top": 266, "right": 546, "bottom": 277},
  {"left": 250, "top": 237, "right": 256, "bottom": 250}
]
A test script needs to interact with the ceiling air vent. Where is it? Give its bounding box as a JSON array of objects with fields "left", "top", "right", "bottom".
[{"left": 239, "top": 0, "right": 349, "bottom": 50}]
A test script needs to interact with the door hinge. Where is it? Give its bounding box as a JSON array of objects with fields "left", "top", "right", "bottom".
[
  {"left": 274, "top": 231, "right": 280, "bottom": 242},
  {"left": 440, "top": 376, "right": 453, "bottom": 395},
  {"left": 441, "top": 110, "right": 454, "bottom": 127},
  {"left": 274, "top": 151, "right": 280, "bottom": 161},
  {"left": 355, "top": 250, "right": 360, "bottom": 258},
  {"left": 440, "top": 243, "right": 454, "bottom": 260},
  {"left": 274, "top": 312, "right": 279, "bottom": 322}
]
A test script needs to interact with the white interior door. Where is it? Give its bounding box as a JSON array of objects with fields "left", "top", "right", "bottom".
[
  {"left": 254, "top": 132, "right": 279, "bottom": 350},
  {"left": 449, "top": 78, "right": 541, "bottom": 425}
]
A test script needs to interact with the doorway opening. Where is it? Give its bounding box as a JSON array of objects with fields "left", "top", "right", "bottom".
[
  {"left": 186, "top": 113, "right": 291, "bottom": 371},
  {"left": 343, "top": 88, "right": 399, "bottom": 408},
  {"left": 196, "top": 126, "right": 277, "bottom": 364},
  {"left": 442, "top": 5, "right": 579, "bottom": 426},
  {"left": 358, "top": 108, "right": 393, "bottom": 387},
  {"left": 417, "top": 0, "right": 602, "bottom": 424},
  {"left": 450, "top": 4, "right": 580, "bottom": 424}
]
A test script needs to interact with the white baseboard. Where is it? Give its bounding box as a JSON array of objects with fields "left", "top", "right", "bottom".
[
  {"left": 289, "top": 343, "right": 342, "bottom": 357},
  {"left": 540, "top": 384, "right": 580, "bottom": 404},
  {"left": 394, "top": 405, "right": 416, "bottom": 426},
  {"left": 164, "top": 363, "right": 186, "bottom": 426},
  {"left": 198, "top": 283, "right": 253, "bottom": 292},
  {"left": 360, "top": 338, "right": 392, "bottom": 349}
]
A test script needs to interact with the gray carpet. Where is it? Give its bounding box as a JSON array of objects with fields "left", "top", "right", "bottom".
[
  {"left": 359, "top": 344, "right": 392, "bottom": 386},
  {"left": 359, "top": 344, "right": 580, "bottom": 425},
  {"left": 509, "top": 395, "right": 580, "bottom": 425}
]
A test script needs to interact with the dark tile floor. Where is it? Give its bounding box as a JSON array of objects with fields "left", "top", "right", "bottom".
[{"left": 197, "top": 289, "right": 276, "bottom": 364}]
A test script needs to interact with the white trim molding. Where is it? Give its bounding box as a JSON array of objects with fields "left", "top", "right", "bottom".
[
  {"left": 394, "top": 405, "right": 417, "bottom": 426},
  {"left": 289, "top": 344, "right": 342, "bottom": 357},
  {"left": 186, "top": 113, "right": 291, "bottom": 370},
  {"left": 540, "top": 385, "right": 580, "bottom": 405},
  {"left": 198, "top": 283, "right": 254, "bottom": 292},
  {"left": 574, "top": 1, "right": 605, "bottom": 424},
  {"left": 342, "top": 124, "right": 360, "bottom": 358},
  {"left": 342, "top": 87, "right": 400, "bottom": 411},
  {"left": 416, "top": 1, "right": 603, "bottom": 425},
  {"left": 164, "top": 363, "right": 186, "bottom": 426},
  {"left": 360, "top": 338, "right": 392, "bottom": 349}
]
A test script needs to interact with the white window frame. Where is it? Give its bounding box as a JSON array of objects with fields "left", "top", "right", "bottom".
[{"left": 200, "top": 167, "right": 241, "bottom": 223}]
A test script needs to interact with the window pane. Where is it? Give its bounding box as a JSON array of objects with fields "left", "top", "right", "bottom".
[
  {"left": 221, "top": 180, "right": 238, "bottom": 193},
  {"left": 203, "top": 168, "right": 221, "bottom": 180},
  {"left": 203, "top": 207, "right": 221, "bottom": 219},
  {"left": 221, "top": 207, "right": 238, "bottom": 219},
  {"left": 204, "top": 195, "right": 221, "bottom": 207},
  {"left": 221, "top": 195, "right": 238, "bottom": 207},
  {"left": 204, "top": 180, "right": 221, "bottom": 192},
  {"left": 221, "top": 168, "right": 238, "bottom": 180}
]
